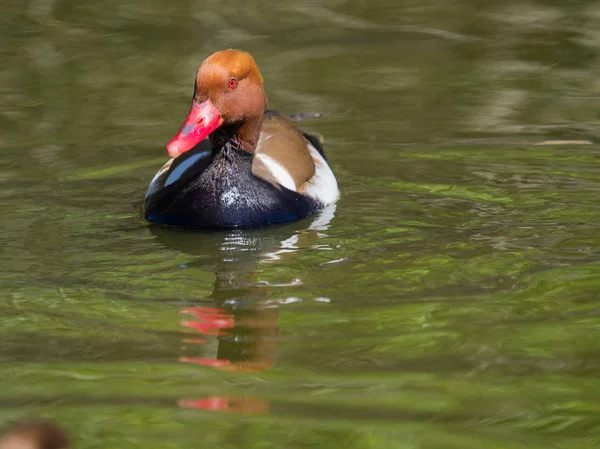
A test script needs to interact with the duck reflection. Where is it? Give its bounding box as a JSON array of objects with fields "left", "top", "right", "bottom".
[{"left": 149, "top": 205, "right": 336, "bottom": 414}]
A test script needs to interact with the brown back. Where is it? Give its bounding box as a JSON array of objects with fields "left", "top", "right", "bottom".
[{"left": 252, "top": 112, "right": 315, "bottom": 189}]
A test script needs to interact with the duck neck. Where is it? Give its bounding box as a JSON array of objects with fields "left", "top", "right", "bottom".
[{"left": 211, "top": 114, "right": 263, "bottom": 153}]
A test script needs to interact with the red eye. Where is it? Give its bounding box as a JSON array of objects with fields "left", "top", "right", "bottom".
[{"left": 228, "top": 78, "right": 237, "bottom": 89}]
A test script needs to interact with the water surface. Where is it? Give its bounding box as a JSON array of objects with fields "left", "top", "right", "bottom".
[{"left": 2, "top": 0, "right": 600, "bottom": 447}]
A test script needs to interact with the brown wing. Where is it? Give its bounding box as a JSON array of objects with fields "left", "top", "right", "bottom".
[{"left": 252, "top": 111, "right": 316, "bottom": 191}]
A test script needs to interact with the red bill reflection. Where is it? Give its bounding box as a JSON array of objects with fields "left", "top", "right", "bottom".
[{"left": 178, "top": 305, "right": 278, "bottom": 414}]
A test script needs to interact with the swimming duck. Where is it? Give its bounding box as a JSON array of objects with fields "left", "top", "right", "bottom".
[
  {"left": 144, "top": 49, "right": 339, "bottom": 228},
  {"left": 0, "top": 420, "right": 69, "bottom": 449}
]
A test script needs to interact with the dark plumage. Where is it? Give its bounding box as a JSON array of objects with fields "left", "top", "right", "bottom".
[{"left": 145, "top": 138, "right": 321, "bottom": 228}]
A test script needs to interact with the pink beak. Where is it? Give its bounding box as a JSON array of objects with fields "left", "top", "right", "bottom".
[{"left": 166, "top": 100, "right": 223, "bottom": 158}]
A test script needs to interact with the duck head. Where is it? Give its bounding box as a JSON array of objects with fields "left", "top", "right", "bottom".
[
  {"left": 0, "top": 420, "right": 69, "bottom": 449},
  {"left": 166, "top": 49, "right": 268, "bottom": 158}
]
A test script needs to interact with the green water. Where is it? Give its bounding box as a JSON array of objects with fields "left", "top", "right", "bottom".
[{"left": 2, "top": 0, "right": 600, "bottom": 447}]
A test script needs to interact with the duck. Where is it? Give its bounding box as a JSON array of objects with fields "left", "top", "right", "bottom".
[
  {"left": 144, "top": 49, "right": 339, "bottom": 228},
  {"left": 0, "top": 420, "right": 69, "bottom": 449}
]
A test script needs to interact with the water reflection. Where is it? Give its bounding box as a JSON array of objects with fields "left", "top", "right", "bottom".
[{"left": 149, "top": 205, "right": 336, "bottom": 414}]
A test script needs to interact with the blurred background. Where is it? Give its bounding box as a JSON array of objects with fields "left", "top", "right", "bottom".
[{"left": 1, "top": 0, "right": 600, "bottom": 448}]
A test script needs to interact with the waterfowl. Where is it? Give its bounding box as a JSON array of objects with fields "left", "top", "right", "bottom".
[
  {"left": 0, "top": 420, "right": 69, "bottom": 449},
  {"left": 144, "top": 49, "right": 339, "bottom": 228}
]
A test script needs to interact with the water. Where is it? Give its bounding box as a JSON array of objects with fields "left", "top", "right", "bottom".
[{"left": 2, "top": 0, "right": 600, "bottom": 447}]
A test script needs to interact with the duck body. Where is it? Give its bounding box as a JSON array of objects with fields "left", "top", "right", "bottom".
[
  {"left": 143, "top": 50, "right": 339, "bottom": 229},
  {"left": 145, "top": 112, "right": 332, "bottom": 228}
]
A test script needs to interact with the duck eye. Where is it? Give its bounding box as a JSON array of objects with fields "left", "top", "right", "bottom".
[{"left": 228, "top": 78, "right": 237, "bottom": 89}]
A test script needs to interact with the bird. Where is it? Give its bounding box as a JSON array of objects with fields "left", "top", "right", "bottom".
[
  {"left": 144, "top": 49, "right": 339, "bottom": 228},
  {"left": 0, "top": 420, "right": 69, "bottom": 449}
]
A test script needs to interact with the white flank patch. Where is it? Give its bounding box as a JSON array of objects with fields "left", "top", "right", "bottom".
[
  {"left": 254, "top": 153, "right": 297, "bottom": 191},
  {"left": 302, "top": 143, "right": 339, "bottom": 206}
]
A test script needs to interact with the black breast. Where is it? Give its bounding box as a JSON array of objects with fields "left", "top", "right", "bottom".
[{"left": 144, "top": 142, "right": 320, "bottom": 228}]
